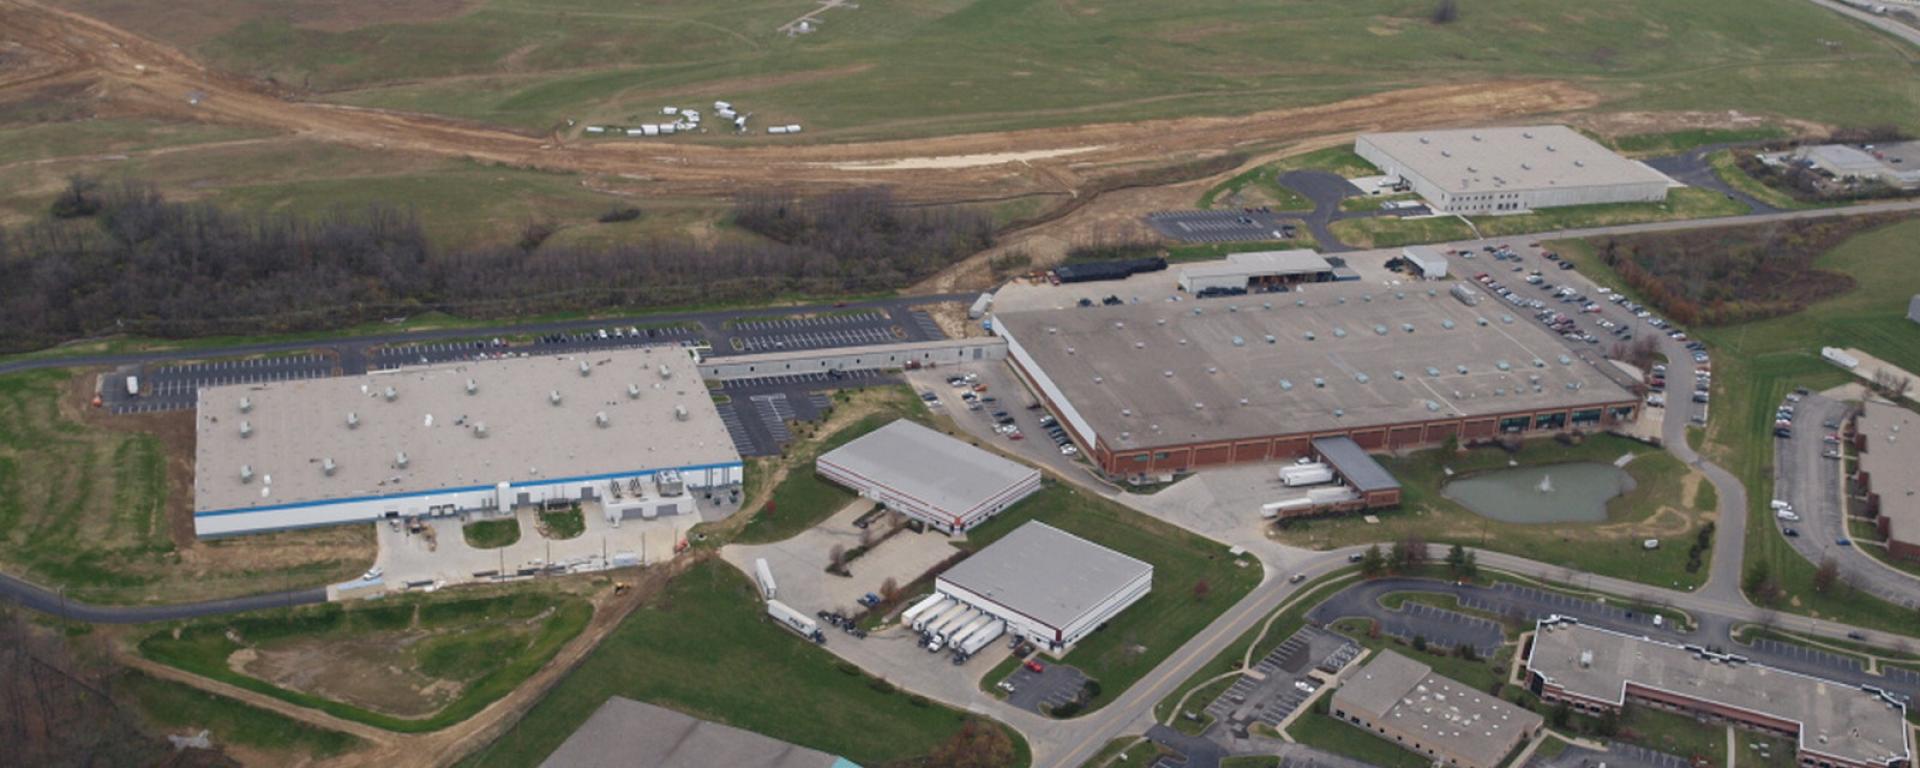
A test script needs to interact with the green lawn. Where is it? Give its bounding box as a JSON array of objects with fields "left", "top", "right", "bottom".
[
  {"left": 1468, "top": 187, "right": 1749, "bottom": 238},
  {"left": 1561, "top": 217, "right": 1920, "bottom": 632},
  {"left": 1274, "top": 434, "right": 1711, "bottom": 590},
  {"left": 1706, "top": 150, "right": 1830, "bottom": 211},
  {"left": 458, "top": 559, "right": 1027, "bottom": 767},
  {"left": 1329, "top": 215, "right": 1476, "bottom": 248},
  {"left": 538, "top": 508, "right": 586, "bottom": 540},
  {"left": 0, "top": 119, "right": 274, "bottom": 167},
  {"left": 1153, "top": 569, "right": 1361, "bottom": 724},
  {"left": 140, "top": 592, "right": 591, "bottom": 732},
  {"left": 732, "top": 387, "right": 930, "bottom": 544},
  {"left": 1606, "top": 705, "right": 1727, "bottom": 765},
  {"left": 1340, "top": 192, "right": 1420, "bottom": 213},
  {"left": 1608, "top": 126, "right": 1788, "bottom": 156},
  {"left": 1290, "top": 699, "right": 1427, "bottom": 768},
  {"left": 1166, "top": 238, "right": 1322, "bottom": 262},
  {"left": 118, "top": 670, "right": 363, "bottom": 759},
  {"left": 1198, "top": 164, "right": 1312, "bottom": 211},
  {"left": 958, "top": 482, "right": 1262, "bottom": 713},
  {"left": 463, "top": 519, "right": 522, "bottom": 549}
]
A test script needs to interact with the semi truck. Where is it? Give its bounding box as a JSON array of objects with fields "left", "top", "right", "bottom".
[
  {"left": 900, "top": 593, "right": 947, "bottom": 626},
  {"left": 766, "top": 600, "right": 824, "bottom": 644},
  {"left": 944, "top": 613, "right": 996, "bottom": 647},
  {"left": 927, "top": 607, "right": 977, "bottom": 645},
  {"left": 916, "top": 600, "right": 967, "bottom": 634},
  {"left": 753, "top": 558, "right": 776, "bottom": 600},
  {"left": 1280, "top": 462, "right": 1334, "bottom": 487},
  {"left": 953, "top": 620, "right": 1006, "bottom": 661}
]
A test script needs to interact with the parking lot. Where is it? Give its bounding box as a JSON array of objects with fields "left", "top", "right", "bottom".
[
  {"left": 734, "top": 325, "right": 899, "bottom": 353},
  {"left": 1750, "top": 637, "right": 1862, "bottom": 673},
  {"left": 1308, "top": 594, "right": 1502, "bottom": 658},
  {"left": 905, "top": 362, "right": 1088, "bottom": 480},
  {"left": 1201, "top": 626, "right": 1357, "bottom": 731},
  {"left": 111, "top": 353, "right": 336, "bottom": 414},
  {"left": 728, "top": 310, "right": 884, "bottom": 332},
  {"left": 1000, "top": 657, "right": 1089, "bottom": 714},
  {"left": 372, "top": 325, "right": 702, "bottom": 371},
  {"left": 713, "top": 370, "right": 892, "bottom": 456},
  {"left": 1146, "top": 210, "right": 1303, "bottom": 243}
]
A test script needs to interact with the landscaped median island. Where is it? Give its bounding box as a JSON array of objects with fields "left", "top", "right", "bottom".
[
  {"left": 462, "top": 518, "right": 522, "bottom": 549},
  {"left": 1272, "top": 434, "right": 1712, "bottom": 590},
  {"left": 458, "top": 559, "right": 1030, "bottom": 768},
  {"left": 139, "top": 589, "right": 592, "bottom": 732}
]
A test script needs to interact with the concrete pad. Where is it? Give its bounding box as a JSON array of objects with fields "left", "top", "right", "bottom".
[
  {"left": 721, "top": 499, "right": 961, "bottom": 616},
  {"left": 372, "top": 498, "right": 698, "bottom": 588}
]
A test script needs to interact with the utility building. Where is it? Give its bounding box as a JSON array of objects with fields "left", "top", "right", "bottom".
[
  {"left": 193, "top": 347, "right": 741, "bottom": 537},
  {"left": 816, "top": 419, "right": 1041, "bottom": 534},
  {"left": 1176, "top": 249, "right": 1334, "bottom": 294},
  {"left": 1355, "top": 126, "right": 1673, "bottom": 214},
  {"left": 935, "top": 521, "right": 1151, "bottom": 656}
]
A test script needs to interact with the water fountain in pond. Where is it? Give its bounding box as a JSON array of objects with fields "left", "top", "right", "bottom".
[{"left": 1538, "top": 474, "right": 1553, "bottom": 494}]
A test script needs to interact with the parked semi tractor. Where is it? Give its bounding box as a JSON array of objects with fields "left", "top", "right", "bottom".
[
  {"left": 953, "top": 621, "right": 1006, "bottom": 661},
  {"left": 900, "top": 594, "right": 947, "bottom": 626},
  {"left": 766, "top": 600, "right": 825, "bottom": 644},
  {"left": 926, "top": 607, "right": 977, "bottom": 649}
]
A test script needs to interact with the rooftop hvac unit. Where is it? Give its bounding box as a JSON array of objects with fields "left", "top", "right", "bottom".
[
  {"left": 1333, "top": 408, "right": 1345, "bottom": 418},
  {"left": 1393, "top": 370, "right": 1405, "bottom": 380},
  {"left": 1280, "top": 379, "right": 1293, "bottom": 390},
  {"left": 1579, "top": 650, "right": 1593, "bottom": 668},
  {"left": 1426, "top": 400, "right": 1441, "bottom": 412},
  {"left": 1533, "top": 358, "right": 1546, "bottom": 368},
  {"left": 239, "top": 464, "right": 254, "bottom": 484},
  {"left": 1374, "top": 325, "right": 1388, "bottom": 335},
  {"left": 383, "top": 386, "right": 397, "bottom": 401},
  {"left": 1193, "top": 402, "right": 1204, "bottom": 410},
  {"left": 239, "top": 396, "right": 252, "bottom": 413},
  {"left": 1457, "top": 365, "right": 1469, "bottom": 374},
  {"left": 1163, "top": 370, "right": 1174, "bottom": 378},
  {"left": 785, "top": 124, "right": 801, "bottom": 133},
  {"left": 627, "top": 383, "right": 641, "bottom": 399},
  {"left": 1477, "top": 317, "right": 1489, "bottom": 326},
  {"left": 1206, "top": 366, "right": 1218, "bottom": 374},
  {"left": 1304, "top": 331, "right": 1316, "bottom": 341},
  {"left": 395, "top": 451, "right": 409, "bottom": 469},
  {"left": 1402, "top": 323, "right": 1414, "bottom": 333},
  {"left": 674, "top": 405, "right": 689, "bottom": 422},
  {"left": 1501, "top": 314, "right": 1514, "bottom": 324},
  {"left": 1355, "top": 373, "right": 1370, "bottom": 384},
  {"left": 1265, "top": 334, "right": 1277, "bottom": 344},
  {"left": 596, "top": 411, "right": 610, "bottom": 428},
  {"left": 1333, "top": 327, "right": 1347, "bottom": 338},
  {"left": 474, "top": 422, "right": 488, "bottom": 438},
  {"left": 550, "top": 390, "right": 563, "bottom": 406},
  {"left": 1558, "top": 354, "right": 1573, "bottom": 365},
  {"left": 658, "top": 364, "right": 673, "bottom": 380},
  {"left": 346, "top": 411, "right": 360, "bottom": 429},
  {"left": 1134, "top": 342, "right": 1145, "bottom": 349},
  {"left": 239, "top": 420, "right": 252, "bottom": 438},
  {"left": 579, "top": 361, "right": 592, "bottom": 377},
  {"left": 1239, "top": 398, "right": 1250, "bottom": 406},
  {"left": 1442, "top": 319, "right": 1456, "bottom": 329},
  {"left": 1232, "top": 336, "right": 1245, "bottom": 347},
  {"left": 466, "top": 378, "right": 478, "bottom": 395},
  {"left": 1497, "top": 360, "right": 1512, "bottom": 371},
  {"left": 322, "top": 457, "right": 337, "bottom": 476},
  {"left": 1427, "top": 367, "right": 1441, "bottom": 376},
  {"left": 1313, "top": 377, "right": 1326, "bottom": 388}
]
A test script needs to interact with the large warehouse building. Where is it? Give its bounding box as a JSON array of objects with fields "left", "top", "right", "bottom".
[
  {"left": 817, "top": 419, "right": 1042, "bottom": 534},
  {"left": 1858, "top": 401, "right": 1920, "bottom": 561},
  {"left": 1527, "top": 620, "right": 1909, "bottom": 768},
  {"left": 935, "top": 521, "right": 1152, "bottom": 656},
  {"left": 1355, "top": 126, "right": 1674, "bottom": 214},
  {"left": 193, "top": 347, "right": 742, "bottom": 537},
  {"left": 989, "top": 265, "right": 1639, "bottom": 479},
  {"left": 1332, "top": 651, "right": 1542, "bottom": 768}
]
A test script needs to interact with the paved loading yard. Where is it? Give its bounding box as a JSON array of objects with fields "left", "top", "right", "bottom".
[
  {"left": 719, "top": 500, "right": 960, "bottom": 617},
  {"left": 372, "top": 500, "right": 700, "bottom": 589}
]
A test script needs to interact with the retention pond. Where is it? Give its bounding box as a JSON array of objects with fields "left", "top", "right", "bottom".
[{"left": 1440, "top": 462, "right": 1633, "bottom": 524}]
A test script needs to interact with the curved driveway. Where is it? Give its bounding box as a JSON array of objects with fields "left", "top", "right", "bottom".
[{"left": 0, "top": 571, "right": 324, "bottom": 624}]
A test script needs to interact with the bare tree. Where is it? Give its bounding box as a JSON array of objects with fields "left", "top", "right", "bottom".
[
  {"left": 880, "top": 577, "right": 900, "bottom": 603},
  {"left": 1431, "top": 0, "right": 1460, "bottom": 24},
  {"left": 1873, "top": 370, "right": 1912, "bottom": 401},
  {"left": 829, "top": 544, "right": 847, "bottom": 574},
  {"left": 1813, "top": 556, "right": 1841, "bottom": 593}
]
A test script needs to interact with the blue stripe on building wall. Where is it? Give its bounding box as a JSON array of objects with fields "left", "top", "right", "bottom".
[{"left": 195, "top": 461, "right": 745, "bottom": 518}]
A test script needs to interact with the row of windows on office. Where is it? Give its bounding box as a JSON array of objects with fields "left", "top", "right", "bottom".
[{"left": 1451, "top": 191, "right": 1524, "bottom": 211}]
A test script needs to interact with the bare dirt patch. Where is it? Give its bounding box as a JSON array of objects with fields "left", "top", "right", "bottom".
[
  {"left": 1570, "top": 110, "right": 1827, "bottom": 142},
  {"left": 236, "top": 637, "right": 461, "bottom": 719}
]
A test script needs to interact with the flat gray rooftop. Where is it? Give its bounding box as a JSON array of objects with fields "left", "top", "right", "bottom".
[
  {"left": 1861, "top": 401, "right": 1920, "bottom": 547},
  {"left": 1360, "top": 126, "right": 1671, "bottom": 195},
  {"left": 1313, "top": 437, "right": 1400, "bottom": 493},
  {"left": 940, "top": 521, "right": 1151, "bottom": 631},
  {"left": 540, "top": 697, "right": 848, "bottom": 768},
  {"left": 1337, "top": 650, "right": 1542, "bottom": 768},
  {"left": 1529, "top": 622, "right": 1909, "bottom": 767},
  {"left": 991, "top": 265, "right": 1635, "bottom": 450},
  {"left": 195, "top": 346, "right": 738, "bottom": 513},
  {"left": 817, "top": 420, "right": 1039, "bottom": 515}
]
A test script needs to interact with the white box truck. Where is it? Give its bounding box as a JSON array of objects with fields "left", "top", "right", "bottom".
[
  {"left": 125, "top": 375, "right": 140, "bottom": 397},
  {"left": 954, "top": 621, "right": 1005, "bottom": 659},
  {"left": 900, "top": 593, "right": 946, "bottom": 626},
  {"left": 753, "top": 558, "right": 776, "bottom": 600},
  {"left": 766, "top": 599, "right": 823, "bottom": 643}
]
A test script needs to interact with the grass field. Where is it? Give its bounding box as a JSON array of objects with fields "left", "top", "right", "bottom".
[
  {"left": 964, "top": 482, "right": 1262, "bottom": 712},
  {"left": 119, "top": 670, "right": 364, "bottom": 759},
  {"left": 1558, "top": 217, "right": 1920, "bottom": 631},
  {"left": 1328, "top": 214, "right": 1476, "bottom": 248},
  {"left": 140, "top": 591, "right": 591, "bottom": 731},
  {"left": 1608, "top": 126, "right": 1789, "bottom": 156},
  {"left": 538, "top": 508, "right": 586, "bottom": 539},
  {"left": 0, "top": 369, "right": 370, "bottom": 604},
  {"left": 1468, "top": 187, "right": 1749, "bottom": 237},
  {"left": 459, "top": 559, "right": 1027, "bottom": 767},
  {"left": 1198, "top": 165, "right": 1312, "bottom": 211},
  {"left": 52, "top": 0, "right": 1920, "bottom": 142},
  {"left": 1274, "top": 434, "right": 1710, "bottom": 590},
  {"left": 463, "top": 519, "right": 522, "bottom": 549}
]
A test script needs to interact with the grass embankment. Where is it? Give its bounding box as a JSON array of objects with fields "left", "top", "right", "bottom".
[
  {"left": 119, "top": 670, "right": 363, "bottom": 759},
  {"left": 0, "top": 369, "right": 370, "bottom": 604},
  {"left": 1198, "top": 164, "right": 1311, "bottom": 211},
  {"left": 140, "top": 592, "right": 591, "bottom": 732},
  {"left": 1328, "top": 215, "right": 1476, "bottom": 248},
  {"left": 1273, "top": 434, "right": 1709, "bottom": 590},
  {"left": 1608, "top": 126, "right": 1788, "bottom": 156},
  {"left": 1559, "top": 218, "right": 1920, "bottom": 632},
  {"left": 968, "top": 482, "right": 1262, "bottom": 713},
  {"left": 732, "top": 386, "right": 930, "bottom": 545},
  {"left": 1289, "top": 696, "right": 1427, "bottom": 768},
  {"left": 462, "top": 518, "right": 522, "bottom": 549},
  {"left": 459, "top": 560, "right": 1028, "bottom": 768},
  {"left": 1331, "top": 187, "right": 1747, "bottom": 247},
  {"left": 1706, "top": 150, "right": 1830, "bottom": 211}
]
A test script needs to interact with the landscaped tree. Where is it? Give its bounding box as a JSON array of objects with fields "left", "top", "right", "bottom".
[
  {"left": 1361, "top": 544, "right": 1387, "bottom": 577},
  {"left": 829, "top": 544, "right": 847, "bottom": 574},
  {"left": 880, "top": 577, "right": 900, "bottom": 603},
  {"left": 1192, "top": 579, "right": 1212, "bottom": 602},
  {"left": 1813, "top": 556, "right": 1841, "bottom": 593},
  {"left": 1445, "top": 543, "right": 1467, "bottom": 575}
]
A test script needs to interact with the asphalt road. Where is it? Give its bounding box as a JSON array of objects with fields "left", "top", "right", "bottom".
[{"left": 0, "top": 571, "right": 325, "bottom": 624}]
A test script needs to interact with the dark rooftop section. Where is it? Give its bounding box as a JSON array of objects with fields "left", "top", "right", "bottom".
[{"left": 1313, "top": 436, "right": 1401, "bottom": 493}]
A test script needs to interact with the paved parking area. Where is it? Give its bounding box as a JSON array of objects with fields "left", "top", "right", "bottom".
[
  {"left": 1751, "top": 637, "right": 1863, "bottom": 673},
  {"left": 1002, "top": 658, "right": 1090, "bottom": 714},
  {"left": 908, "top": 310, "right": 943, "bottom": 339},
  {"left": 712, "top": 370, "right": 893, "bottom": 456},
  {"left": 729, "top": 311, "right": 885, "bottom": 331},
  {"left": 372, "top": 325, "right": 701, "bottom": 371},
  {"left": 1146, "top": 210, "right": 1304, "bottom": 243},
  {"left": 719, "top": 500, "right": 960, "bottom": 616},
  {"left": 735, "top": 324, "right": 899, "bottom": 353},
  {"left": 1308, "top": 594, "right": 1502, "bottom": 659},
  {"left": 111, "top": 353, "right": 335, "bottom": 414},
  {"left": 1203, "top": 626, "right": 1357, "bottom": 729}
]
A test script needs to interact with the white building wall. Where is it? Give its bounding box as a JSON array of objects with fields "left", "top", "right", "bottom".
[
  {"left": 699, "top": 339, "right": 1007, "bottom": 380},
  {"left": 816, "top": 459, "right": 1040, "bottom": 534},
  {"left": 1357, "top": 136, "right": 1670, "bottom": 213},
  {"left": 935, "top": 566, "right": 1151, "bottom": 656},
  {"left": 196, "top": 462, "right": 743, "bottom": 537}
]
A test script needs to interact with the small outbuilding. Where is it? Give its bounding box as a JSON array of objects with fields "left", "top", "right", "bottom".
[
  {"left": 1400, "top": 245, "right": 1449, "bottom": 279},
  {"left": 936, "top": 521, "right": 1152, "bottom": 655},
  {"left": 816, "top": 420, "right": 1041, "bottom": 534}
]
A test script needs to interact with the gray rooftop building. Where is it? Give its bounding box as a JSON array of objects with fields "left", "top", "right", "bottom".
[
  {"left": 1331, "top": 650, "right": 1542, "bottom": 768},
  {"left": 937, "top": 521, "right": 1152, "bottom": 655},
  {"left": 816, "top": 420, "right": 1041, "bottom": 534},
  {"left": 1356, "top": 126, "right": 1673, "bottom": 214},
  {"left": 1793, "top": 142, "right": 1920, "bottom": 189},
  {"left": 540, "top": 697, "right": 858, "bottom": 768}
]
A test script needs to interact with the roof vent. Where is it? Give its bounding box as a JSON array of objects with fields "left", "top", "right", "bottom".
[
  {"left": 1355, "top": 372, "right": 1370, "bottom": 384},
  {"left": 322, "top": 458, "right": 337, "bottom": 476},
  {"left": 1193, "top": 402, "right": 1205, "bottom": 410},
  {"left": 1471, "top": 133, "right": 1482, "bottom": 141},
  {"left": 1574, "top": 160, "right": 1586, "bottom": 167},
  {"left": 346, "top": 411, "right": 360, "bottom": 429},
  {"left": 1304, "top": 331, "right": 1316, "bottom": 341},
  {"left": 466, "top": 378, "right": 478, "bottom": 395},
  {"left": 1121, "top": 408, "right": 1132, "bottom": 417},
  {"left": 1265, "top": 334, "right": 1277, "bottom": 344},
  {"left": 628, "top": 383, "right": 641, "bottom": 399},
  {"left": 238, "top": 396, "right": 252, "bottom": 413},
  {"left": 1523, "top": 131, "right": 1534, "bottom": 139},
  {"left": 1280, "top": 379, "right": 1294, "bottom": 390},
  {"left": 383, "top": 386, "right": 398, "bottom": 402},
  {"left": 1497, "top": 360, "right": 1512, "bottom": 371},
  {"left": 595, "top": 411, "right": 610, "bottom": 428},
  {"left": 1427, "top": 367, "right": 1441, "bottom": 376},
  {"left": 1558, "top": 354, "right": 1573, "bottom": 365},
  {"left": 1374, "top": 325, "right": 1389, "bottom": 336},
  {"left": 1501, "top": 314, "right": 1514, "bottom": 324},
  {"left": 1402, "top": 323, "right": 1415, "bottom": 333},
  {"left": 1393, "top": 370, "right": 1405, "bottom": 380},
  {"left": 1192, "top": 308, "right": 1203, "bottom": 316},
  {"left": 1441, "top": 150, "right": 1452, "bottom": 157},
  {"left": 658, "top": 364, "right": 673, "bottom": 380},
  {"left": 1296, "top": 299, "right": 1306, "bottom": 307},
  {"left": 1178, "top": 338, "right": 1188, "bottom": 346},
  {"left": 1521, "top": 162, "right": 1532, "bottom": 170},
  {"left": 1466, "top": 165, "right": 1478, "bottom": 174},
  {"left": 1442, "top": 319, "right": 1456, "bottom": 329},
  {"left": 1231, "top": 336, "right": 1245, "bottom": 347},
  {"left": 1457, "top": 364, "right": 1469, "bottom": 374},
  {"left": 1333, "top": 328, "right": 1348, "bottom": 338},
  {"left": 1476, "top": 317, "right": 1489, "bottom": 326},
  {"left": 1206, "top": 366, "right": 1218, "bottom": 374},
  {"left": 550, "top": 390, "right": 563, "bottom": 406},
  {"left": 1094, "top": 376, "right": 1104, "bottom": 384},
  {"left": 474, "top": 422, "right": 488, "bottom": 438},
  {"left": 395, "top": 451, "right": 409, "bottom": 469},
  {"left": 1135, "top": 342, "right": 1146, "bottom": 349},
  {"left": 674, "top": 405, "right": 690, "bottom": 422},
  {"left": 1313, "top": 377, "right": 1326, "bottom": 388},
  {"left": 1426, "top": 400, "right": 1441, "bottom": 412},
  {"left": 1114, "top": 321, "right": 1125, "bottom": 330},
  {"left": 239, "top": 464, "right": 254, "bottom": 484},
  {"left": 1333, "top": 408, "right": 1345, "bottom": 418},
  {"left": 1239, "top": 398, "right": 1250, "bottom": 406},
  {"left": 1164, "top": 370, "right": 1175, "bottom": 378},
  {"left": 1546, "top": 144, "right": 1557, "bottom": 152},
  {"left": 239, "top": 420, "right": 253, "bottom": 438}
]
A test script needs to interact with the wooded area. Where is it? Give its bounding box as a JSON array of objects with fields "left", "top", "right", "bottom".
[{"left": 0, "top": 181, "right": 993, "bottom": 352}]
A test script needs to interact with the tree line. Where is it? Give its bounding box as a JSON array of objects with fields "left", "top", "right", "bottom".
[{"left": 0, "top": 180, "right": 993, "bottom": 353}]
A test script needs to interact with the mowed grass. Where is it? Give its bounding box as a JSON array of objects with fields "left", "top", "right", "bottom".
[
  {"left": 140, "top": 592, "right": 592, "bottom": 732},
  {"left": 1274, "top": 434, "right": 1711, "bottom": 590},
  {"left": 732, "top": 386, "right": 929, "bottom": 544},
  {"left": 1607, "top": 125, "right": 1789, "bottom": 156},
  {"left": 118, "top": 670, "right": 363, "bottom": 759},
  {"left": 458, "top": 559, "right": 1027, "bottom": 767},
  {"left": 72, "top": 0, "right": 1920, "bottom": 139},
  {"left": 1329, "top": 215, "right": 1476, "bottom": 248},
  {"left": 1560, "top": 218, "right": 1920, "bottom": 631},
  {"left": 0, "top": 369, "right": 370, "bottom": 603},
  {"left": 1467, "top": 187, "right": 1749, "bottom": 237},
  {"left": 0, "top": 119, "right": 274, "bottom": 167},
  {"left": 960, "top": 482, "right": 1263, "bottom": 712},
  {"left": 463, "top": 518, "right": 522, "bottom": 549}
]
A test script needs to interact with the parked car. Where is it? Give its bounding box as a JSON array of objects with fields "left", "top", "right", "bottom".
[{"left": 1024, "top": 659, "right": 1046, "bottom": 673}]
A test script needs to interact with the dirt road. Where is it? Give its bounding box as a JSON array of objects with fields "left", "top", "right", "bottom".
[{"left": 1, "top": 0, "right": 1596, "bottom": 204}]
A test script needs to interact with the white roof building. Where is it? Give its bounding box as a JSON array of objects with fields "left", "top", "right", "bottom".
[
  {"left": 816, "top": 420, "right": 1041, "bottom": 533},
  {"left": 936, "top": 521, "right": 1152, "bottom": 655},
  {"left": 1355, "top": 126, "right": 1674, "bottom": 214}
]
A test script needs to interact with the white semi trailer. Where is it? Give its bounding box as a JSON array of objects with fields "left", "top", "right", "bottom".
[
  {"left": 753, "top": 558, "right": 777, "bottom": 600},
  {"left": 926, "top": 607, "right": 977, "bottom": 645},
  {"left": 953, "top": 621, "right": 1005, "bottom": 659},
  {"left": 916, "top": 599, "right": 966, "bottom": 634},
  {"left": 1260, "top": 497, "right": 1314, "bottom": 519},
  {"left": 1280, "top": 463, "right": 1335, "bottom": 487},
  {"left": 766, "top": 600, "right": 824, "bottom": 643},
  {"left": 944, "top": 613, "right": 995, "bottom": 647},
  {"left": 900, "top": 594, "right": 946, "bottom": 626}
]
